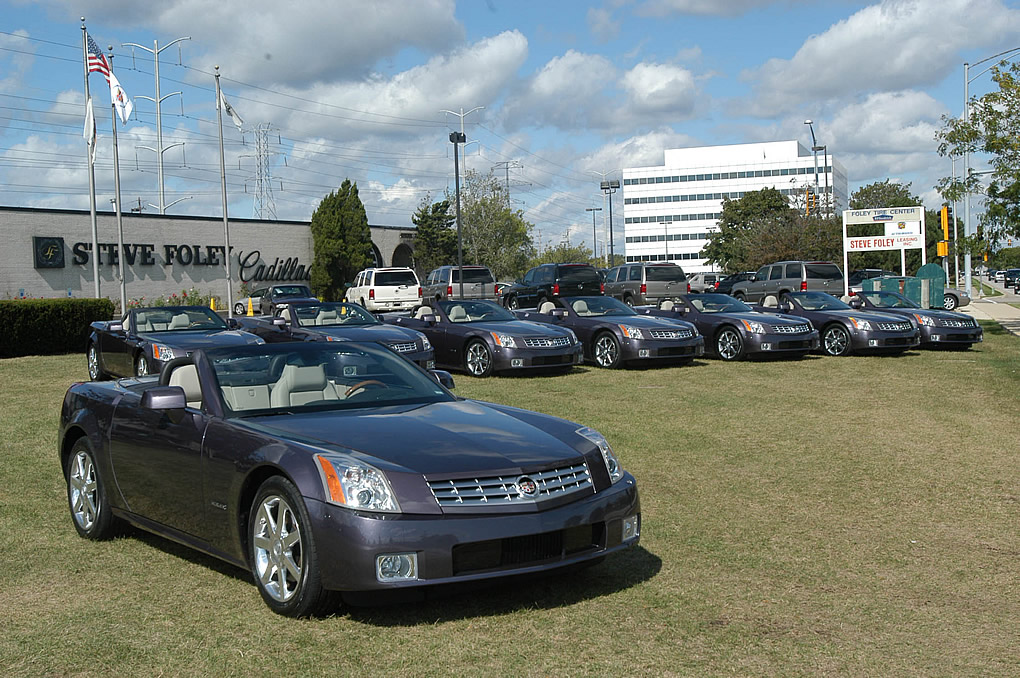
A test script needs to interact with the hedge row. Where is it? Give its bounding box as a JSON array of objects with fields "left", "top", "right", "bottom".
[{"left": 0, "top": 298, "right": 116, "bottom": 359}]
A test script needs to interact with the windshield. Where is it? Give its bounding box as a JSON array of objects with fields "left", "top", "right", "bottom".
[
  {"left": 292, "top": 302, "right": 379, "bottom": 327},
  {"left": 272, "top": 285, "right": 312, "bottom": 298},
  {"left": 133, "top": 306, "right": 227, "bottom": 332},
  {"left": 375, "top": 271, "right": 418, "bottom": 286},
  {"left": 860, "top": 292, "right": 917, "bottom": 309},
  {"left": 207, "top": 342, "right": 452, "bottom": 415},
  {"left": 452, "top": 268, "right": 495, "bottom": 284},
  {"left": 788, "top": 292, "right": 849, "bottom": 311},
  {"left": 437, "top": 300, "right": 514, "bottom": 322},
  {"left": 558, "top": 265, "right": 600, "bottom": 284},
  {"left": 688, "top": 294, "right": 752, "bottom": 313},
  {"left": 805, "top": 264, "right": 843, "bottom": 280},
  {"left": 645, "top": 265, "right": 687, "bottom": 282},
  {"left": 565, "top": 296, "right": 636, "bottom": 317}
]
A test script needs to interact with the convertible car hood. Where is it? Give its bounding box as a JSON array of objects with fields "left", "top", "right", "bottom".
[
  {"left": 815, "top": 309, "right": 907, "bottom": 323},
  {"left": 138, "top": 329, "right": 259, "bottom": 348},
  {"left": 717, "top": 311, "right": 807, "bottom": 326},
  {"left": 314, "top": 324, "right": 422, "bottom": 342},
  {"left": 461, "top": 320, "right": 568, "bottom": 337},
  {"left": 241, "top": 400, "right": 584, "bottom": 475}
]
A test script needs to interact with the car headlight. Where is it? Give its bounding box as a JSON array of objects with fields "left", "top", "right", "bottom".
[
  {"left": 619, "top": 324, "right": 643, "bottom": 339},
  {"left": 849, "top": 317, "right": 872, "bottom": 331},
  {"left": 913, "top": 313, "right": 935, "bottom": 327},
  {"left": 491, "top": 332, "right": 517, "bottom": 348},
  {"left": 315, "top": 454, "right": 400, "bottom": 513},
  {"left": 152, "top": 343, "right": 175, "bottom": 361},
  {"left": 741, "top": 319, "right": 768, "bottom": 334},
  {"left": 564, "top": 328, "right": 578, "bottom": 343},
  {"left": 577, "top": 427, "right": 623, "bottom": 484},
  {"left": 421, "top": 335, "right": 432, "bottom": 351}
]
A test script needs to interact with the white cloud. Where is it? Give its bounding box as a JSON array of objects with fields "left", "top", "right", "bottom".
[
  {"left": 621, "top": 62, "right": 697, "bottom": 115},
  {"left": 587, "top": 8, "right": 621, "bottom": 42},
  {"left": 502, "top": 50, "right": 617, "bottom": 131},
  {"left": 0, "top": 29, "right": 33, "bottom": 95},
  {"left": 636, "top": 0, "right": 790, "bottom": 17},
  {"left": 742, "top": 0, "right": 1020, "bottom": 116}
]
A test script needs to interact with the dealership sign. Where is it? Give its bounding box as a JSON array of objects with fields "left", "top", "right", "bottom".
[{"left": 841, "top": 206, "right": 927, "bottom": 296}]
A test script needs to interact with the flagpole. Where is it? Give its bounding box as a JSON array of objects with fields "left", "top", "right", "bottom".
[
  {"left": 214, "top": 66, "right": 234, "bottom": 317},
  {"left": 109, "top": 48, "right": 127, "bottom": 315},
  {"left": 81, "top": 19, "right": 101, "bottom": 299}
]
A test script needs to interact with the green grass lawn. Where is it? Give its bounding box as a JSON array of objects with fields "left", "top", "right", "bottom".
[{"left": 2, "top": 327, "right": 1019, "bottom": 676}]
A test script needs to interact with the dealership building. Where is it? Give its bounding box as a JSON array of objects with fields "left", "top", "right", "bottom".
[
  {"left": 1, "top": 206, "right": 416, "bottom": 305},
  {"left": 621, "top": 141, "right": 849, "bottom": 272}
]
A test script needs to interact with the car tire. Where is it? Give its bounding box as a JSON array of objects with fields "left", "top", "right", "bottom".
[
  {"left": 715, "top": 327, "right": 744, "bottom": 361},
  {"left": 86, "top": 342, "right": 106, "bottom": 381},
  {"left": 593, "top": 332, "right": 622, "bottom": 369},
  {"left": 505, "top": 295, "right": 519, "bottom": 310},
  {"left": 465, "top": 339, "right": 494, "bottom": 377},
  {"left": 733, "top": 292, "right": 746, "bottom": 302},
  {"left": 234, "top": 302, "right": 246, "bottom": 316},
  {"left": 943, "top": 293, "right": 958, "bottom": 311},
  {"left": 623, "top": 295, "right": 634, "bottom": 307},
  {"left": 66, "top": 437, "right": 116, "bottom": 540},
  {"left": 822, "top": 324, "right": 853, "bottom": 357},
  {"left": 135, "top": 353, "right": 150, "bottom": 377},
  {"left": 249, "top": 476, "right": 337, "bottom": 617}
]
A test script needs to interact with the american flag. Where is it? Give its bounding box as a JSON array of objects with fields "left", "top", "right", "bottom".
[{"left": 86, "top": 33, "right": 111, "bottom": 84}]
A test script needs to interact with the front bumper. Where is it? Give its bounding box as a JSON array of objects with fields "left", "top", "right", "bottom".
[
  {"left": 490, "top": 343, "right": 584, "bottom": 370},
  {"left": 920, "top": 325, "right": 983, "bottom": 346},
  {"left": 620, "top": 335, "right": 705, "bottom": 361},
  {"left": 744, "top": 329, "right": 819, "bottom": 354},
  {"left": 852, "top": 329, "right": 920, "bottom": 350},
  {"left": 390, "top": 347, "right": 435, "bottom": 369},
  {"left": 308, "top": 473, "right": 640, "bottom": 592}
]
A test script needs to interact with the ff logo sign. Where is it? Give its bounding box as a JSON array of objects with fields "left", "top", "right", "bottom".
[{"left": 33, "top": 236, "right": 65, "bottom": 269}]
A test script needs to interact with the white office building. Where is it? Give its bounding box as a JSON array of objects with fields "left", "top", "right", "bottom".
[{"left": 621, "top": 141, "right": 848, "bottom": 272}]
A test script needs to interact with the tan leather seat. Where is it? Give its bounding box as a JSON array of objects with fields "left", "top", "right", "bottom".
[
  {"left": 270, "top": 365, "right": 338, "bottom": 407},
  {"left": 539, "top": 301, "right": 556, "bottom": 315},
  {"left": 762, "top": 295, "right": 778, "bottom": 308},
  {"left": 448, "top": 305, "right": 467, "bottom": 322},
  {"left": 168, "top": 364, "right": 202, "bottom": 409},
  {"left": 569, "top": 300, "right": 587, "bottom": 316},
  {"left": 316, "top": 309, "right": 339, "bottom": 325},
  {"left": 659, "top": 300, "right": 674, "bottom": 311},
  {"left": 415, "top": 306, "right": 434, "bottom": 320},
  {"left": 168, "top": 313, "right": 190, "bottom": 330}
]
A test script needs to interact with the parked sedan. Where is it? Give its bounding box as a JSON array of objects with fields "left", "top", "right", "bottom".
[
  {"left": 386, "top": 299, "right": 582, "bottom": 377},
  {"left": 854, "top": 290, "right": 983, "bottom": 349},
  {"left": 59, "top": 341, "right": 640, "bottom": 617},
  {"left": 764, "top": 292, "right": 919, "bottom": 357},
  {"left": 234, "top": 301, "right": 435, "bottom": 369},
  {"left": 514, "top": 296, "right": 704, "bottom": 369},
  {"left": 87, "top": 305, "right": 263, "bottom": 379},
  {"left": 642, "top": 294, "right": 818, "bottom": 360}
]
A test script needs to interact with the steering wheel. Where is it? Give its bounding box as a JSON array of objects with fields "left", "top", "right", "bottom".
[{"left": 344, "top": 379, "right": 387, "bottom": 398}]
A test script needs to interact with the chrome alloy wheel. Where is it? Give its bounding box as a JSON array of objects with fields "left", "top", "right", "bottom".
[
  {"left": 594, "top": 333, "right": 620, "bottom": 368},
  {"left": 252, "top": 494, "right": 304, "bottom": 603},
  {"left": 87, "top": 344, "right": 101, "bottom": 380},
  {"left": 135, "top": 354, "right": 149, "bottom": 377},
  {"left": 465, "top": 341, "right": 492, "bottom": 377},
  {"left": 823, "top": 325, "right": 851, "bottom": 356},
  {"left": 69, "top": 450, "right": 99, "bottom": 531},
  {"left": 716, "top": 328, "right": 743, "bottom": 361}
]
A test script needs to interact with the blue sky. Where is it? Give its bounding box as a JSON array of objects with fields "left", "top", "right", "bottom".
[{"left": 1, "top": 0, "right": 1018, "bottom": 253}]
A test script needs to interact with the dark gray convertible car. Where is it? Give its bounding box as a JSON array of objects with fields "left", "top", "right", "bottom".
[
  {"left": 60, "top": 341, "right": 640, "bottom": 616},
  {"left": 87, "top": 305, "right": 263, "bottom": 379},
  {"left": 853, "top": 290, "right": 983, "bottom": 349}
]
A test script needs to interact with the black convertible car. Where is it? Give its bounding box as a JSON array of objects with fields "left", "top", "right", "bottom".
[
  {"left": 60, "top": 342, "right": 640, "bottom": 616},
  {"left": 234, "top": 301, "right": 435, "bottom": 369},
  {"left": 514, "top": 296, "right": 704, "bottom": 368},
  {"left": 762, "top": 292, "right": 920, "bottom": 357},
  {"left": 87, "top": 305, "right": 263, "bottom": 379},
  {"left": 853, "top": 290, "right": 983, "bottom": 349},
  {"left": 386, "top": 299, "right": 581, "bottom": 377},
  {"left": 641, "top": 293, "right": 819, "bottom": 360}
]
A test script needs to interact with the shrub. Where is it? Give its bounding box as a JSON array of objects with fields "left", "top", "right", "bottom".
[{"left": 0, "top": 297, "right": 116, "bottom": 358}]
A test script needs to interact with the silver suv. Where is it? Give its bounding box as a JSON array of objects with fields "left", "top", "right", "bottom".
[
  {"left": 730, "top": 261, "right": 843, "bottom": 303},
  {"left": 604, "top": 262, "right": 689, "bottom": 306},
  {"left": 422, "top": 265, "right": 498, "bottom": 302}
]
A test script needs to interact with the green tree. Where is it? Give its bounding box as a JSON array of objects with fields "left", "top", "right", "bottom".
[
  {"left": 701, "top": 188, "right": 797, "bottom": 272},
  {"left": 529, "top": 242, "right": 594, "bottom": 269},
  {"left": 454, "top": 169, "right": 535, "bottom": 279},
  {"left": 411, "top": 196, "right": 456, "bottom": 277},
  {"left": 309, "top": 179, "right": 373, "bottom": 301},
  {"left": 849, "top": 179, "right": 920, "bottom": 210},
  {"left": 936, "top": 61, "right": 1020, "bottom": 242}
]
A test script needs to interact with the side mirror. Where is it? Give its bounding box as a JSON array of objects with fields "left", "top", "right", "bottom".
[
  {"left": 431, "top": 369, "right": 455, "bottom": 390},
  {"left": 849, "top": 297, "right": 863, "bottom": 309},
  {"left": 109, "top": 321, "right": 124, "bottom": 333},
  {"left": 272, "top": 317, "right": 287, "bottom": 327},
  {"left": 141, "top": 386, "right": 187, "bottom": 410},
  {"left": 551, "top": 309, "right": 568, "bottom": 319},
  {"left": 345, "top": 282, "right": 353, "bottom": 288},
  {"left": 779, "top": 301, "right": 794, "bottom": 313},
  {"left": 226, "top": 317, "right": 241, "bottom": 329},
  {"left": 422, "top": 314, "right": 437, "bottom": 325}
]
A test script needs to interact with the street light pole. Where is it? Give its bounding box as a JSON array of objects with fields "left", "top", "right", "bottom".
[
  {"left": 804, "top": 120, "right": 819, "bottom": 202},
  {"left": 586, "top": 207, "right": 602, "bottom": 262},
  {"left": 449, "top": 131, "right": 466, "bottom": 299},
  {"left": 600, "top": 179, "right": 620, "bottom": 266}
]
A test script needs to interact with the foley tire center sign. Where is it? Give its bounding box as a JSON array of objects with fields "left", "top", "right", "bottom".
[{"left": 841, "top": 206, "right": 927, "bottom": 295}]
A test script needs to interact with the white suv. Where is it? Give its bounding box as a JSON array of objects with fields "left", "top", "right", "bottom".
[{"left": 347, "top": 267, "right": 422, "bottom": 312}]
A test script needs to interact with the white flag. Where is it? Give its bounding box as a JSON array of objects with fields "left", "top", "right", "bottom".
[
  {"left": 83, "top": 96, "right": 97, "bottom": 164},
  {"left": 108, "top": 70, "right": 133, "bottom": 124},
  {"left": 218, "top": 88, "right": 244, "bottom": 131}
]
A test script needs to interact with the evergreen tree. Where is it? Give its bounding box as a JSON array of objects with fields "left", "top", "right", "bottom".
[
  {"left": 309, "top": 179, "right": 373, "bottom": 301},
  {"left": 411, "top": 196, "right": 456, "bottom": 277}
]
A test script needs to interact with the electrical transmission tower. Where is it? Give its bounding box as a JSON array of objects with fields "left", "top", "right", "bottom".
[
  {"left": 492, "top": 160, "right": 530, "bottom": 207},
  {"left": 241, "top": 123, "right": 284, "bottom": 220}
]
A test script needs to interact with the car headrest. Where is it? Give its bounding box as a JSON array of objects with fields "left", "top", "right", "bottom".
[
  {"left": 168, "top": 313, "right": 190, "bottom": 329},
  {"left": 415, "top": 306, "right": 434, "bottom": 320},
  {"left": 278, "top": 364, "right": 327, "bottom": 391},
  {"left": 762, "top": 295, "right": 778, "bottom": 308},
  {"left": 316, "top": 309, "right": 338, "bottom": 325},
  {"left": 659, "top": 300, "right": 673, "bottom": 311},
  {"left": 539, "top": 301, "right": 556, "bottom": 314},
  {"left": 448, "top": 305, "right": 467, "bottom": 321},
  {"left": 570, "top": 300, "right": 588, "bottom": 315}
]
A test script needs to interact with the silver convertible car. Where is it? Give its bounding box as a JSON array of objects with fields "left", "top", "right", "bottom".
[{"left": 60, "top": 341, "right": 640, "bottom": 617}]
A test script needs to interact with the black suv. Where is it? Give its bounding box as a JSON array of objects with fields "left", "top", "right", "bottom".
[{"left": 501, "top": 263, "right": 603, "bottom": 309}]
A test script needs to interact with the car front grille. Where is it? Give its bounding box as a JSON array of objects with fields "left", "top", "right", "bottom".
[
  {"left": 522, "top": 336, "right": 572, "bottom": 348},
  {"left": 648, "top": 328, "right": 695, "bottom": 340},
  {"left": 427, "top": 462, "right": 592, "bottom": 507},
  {"left": 452, "top": 522, "right": 605, "bottom": 575},
  {"left": 388, "top": 341, "right": 418, "bottom": 353},
  {"left": 773, "top": 323, "right": 811, "bottom": 334},
  {"left": 877, "top": 321, "right": 912, "bottom": 332},
  {"left": 940, "top": 318, "right": 975, "bottom": 328}
]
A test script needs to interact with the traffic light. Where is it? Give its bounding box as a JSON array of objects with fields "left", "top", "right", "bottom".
[
  {"left": 937, "top": 241, "right": 949, "bottom": 257},
  {"left": 940, "top": 205, "right": 950, "bottom": 241}
]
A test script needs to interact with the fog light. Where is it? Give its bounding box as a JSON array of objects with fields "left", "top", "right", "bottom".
[
  {"left": 426, "top": 360, "right": 435, "bottom": 369},
  {"left": 868, "top": 339, "right": 880, "bottom": 347},
  {"left": 638, "top": 349, "right": 650, "bottom": 357},
  {"left": 376, "top": 553, "right": 418, "bottom": 581},
  {"left": 511, "top": 358, "right": 524, "bottom": 367},
  {"left": 760, "top": 342, "right": 772, "bottom": 351},
  {"left": 931, "top": 334, "right": 942, "bottom": 342},
  {"left": 622, "top": 514, "right": 640, "bottom": 541}
]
